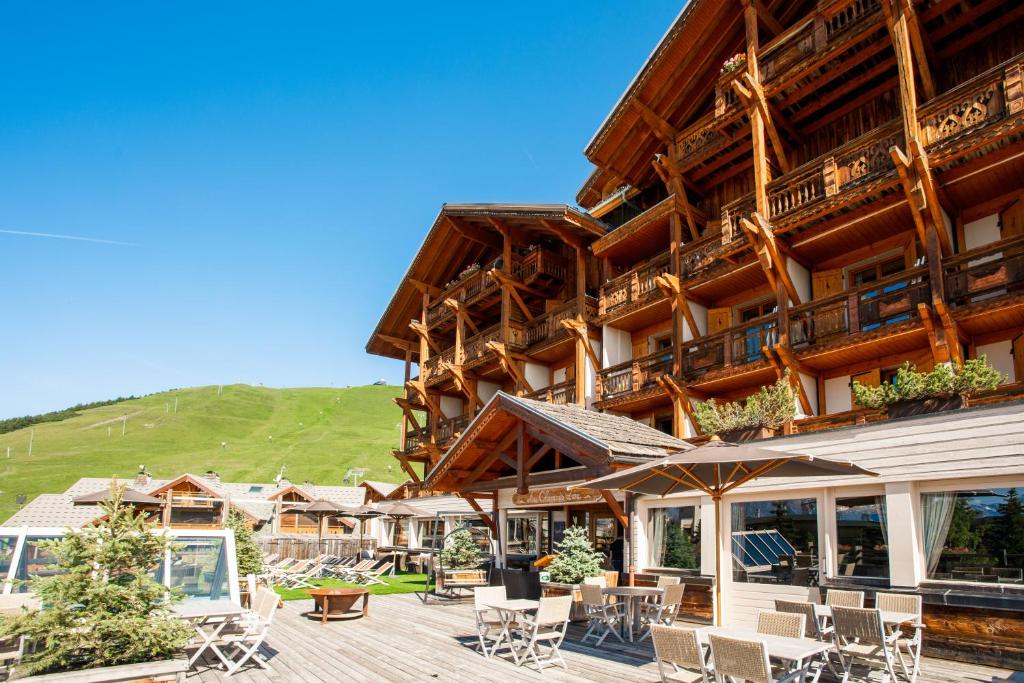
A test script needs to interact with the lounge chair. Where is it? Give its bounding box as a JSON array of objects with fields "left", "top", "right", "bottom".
[
  {"left": 709, "top": 634, "right": 803, "bottom": 683},
  {"left": 279, "top": 557, "right": 326, "bottom": 589},
  {"left": 332, "top": 559, "right": 375, "bottom": 581},
  {"left": 651, "top": 624, "right": 711, "bottom": 683},
  {"left": 876, "top": 592, "right": 924, "bottom": 683},
  {"left": 472, "top": 586, "right": 507, "bottom": 658},
  {"left": 517, "top": 595, "right": 573, "bottom": 672},
  {"left": 831, "top": 606, "right": 909, "bottom": 683},
  {"left": 580, "top": 582, "right": 624, "bottom": 647},
  {"left": 351, "top": 561, "right": 393, "bottom": 586}
]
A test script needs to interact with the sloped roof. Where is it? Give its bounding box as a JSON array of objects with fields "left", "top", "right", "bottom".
[
  {"left": 4, "top": 494, "right": 104, "bottom": 528},
  {"left": 397, "top": 494, "right": 477, "bottom": 518},
  {"left": 361, "top": 480, "right": 400, "bottom": 497}
]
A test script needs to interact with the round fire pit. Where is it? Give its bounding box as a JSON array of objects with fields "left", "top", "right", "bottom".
[{"left": 306, "top": 587, "right": 370, "bottom": 624}]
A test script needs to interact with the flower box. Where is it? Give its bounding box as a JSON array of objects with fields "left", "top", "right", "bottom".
[
  {"left": 886, "top": 394, "right": 967, "bottom": 419},
  {"left": 719, "top": 426, "right": 779, "bottom": 443},
  {"left": 438, "top": 568, "right": 487, "bottom": 589},
  {"left": 19, "top": 658, "right": 188, "bottom": 682}
]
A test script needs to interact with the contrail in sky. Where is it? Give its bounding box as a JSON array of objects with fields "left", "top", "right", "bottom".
[{"left": 0, "top": 228, "right": 140, "bottom": 247}]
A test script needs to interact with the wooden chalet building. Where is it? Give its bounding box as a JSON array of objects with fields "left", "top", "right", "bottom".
[{"left": 367, "top": 0, "right": 1024, "bottom": 666}]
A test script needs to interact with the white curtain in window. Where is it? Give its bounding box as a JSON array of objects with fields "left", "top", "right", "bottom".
[
  {"left": 921, "top": 491, "right": 957, "bottom": 575},
  {"left": 650, "top": 510, "right": 667, "bottom": 567}
]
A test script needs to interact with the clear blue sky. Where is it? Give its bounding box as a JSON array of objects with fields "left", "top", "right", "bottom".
[{"left": 0, "top": 1, "right": 681, "bottom": 418}]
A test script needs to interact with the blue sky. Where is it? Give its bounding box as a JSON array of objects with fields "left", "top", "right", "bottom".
[{"left": 0, "top": 1, "right": 680, "bottom": 418}]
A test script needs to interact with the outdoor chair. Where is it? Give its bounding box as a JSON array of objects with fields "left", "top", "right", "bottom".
[
  {"left": 774, "top": 600, "right": 832, "bottom": 640},
  {"left": 831, "top": 606, "right": 909, "bottom": 683},
  {"left": 579, "top": 582, "right": 625, "bottom": 647},
  {"left": 756, "top": 610, "right": 805, "bottom": 639},
  {"left": 216, "top": 587, "right": 278, "bottom": 676},
  {"left": 709, "top": 634, "right": 804, "bottom": 683},
  {"left": 472, "top": 585, "right": 507, "bottom": 658},
  {"left": 332, "top": 559, "right": 376, "bottom": 580},
  {"left": 518, "top": 595, "right": 573, "bottom": 673},
  {"left": 351, "top": 560, "right": 393, "bottom": 585},
  {"left": 651, "top": 625, "right": 711, "bottom": 683},
  {"left": 639, "top": 583, "right": 686, "bottom": 642},
  {"left": 280, "top": 557, "right": 326, "bottom": 589},
  {"left": 269, "top": 557, "right": 313, "bottom": 584},
  {"left": 876, "top": 592, "right": 924, "bottom": 683},
  {"left": 826, "top": 589, "right": 864, "bottom": 608}
]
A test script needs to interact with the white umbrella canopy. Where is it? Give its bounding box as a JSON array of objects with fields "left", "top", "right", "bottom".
[{"left": 575, "top": 436, "right": 878, "bottom": 624}]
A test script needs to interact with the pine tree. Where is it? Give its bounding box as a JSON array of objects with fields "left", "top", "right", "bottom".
[
  {"left": 0, "top": 483, "right": 192, "bottom": 675},
  {"left": 663, "top": 523, "right": 697, "bottom": 569},
  {"left": 946, "top": 496, "right": 983, "bottom": 551},
  {"left": 440, "top": 525, "right": 484, "bottom": 570},
  {"left": 547, "top": 525, "right": 603, "bottom": 584},
  {"left": 225, "top": 508, "right": 264, "bottom": 577},
  {"left": 994, "top": 488, "right": 1024, "bottom": 560}
]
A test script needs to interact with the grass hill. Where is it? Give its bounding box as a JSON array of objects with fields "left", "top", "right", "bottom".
[{"left": 0, "top": 384, "right": 405, "bottom": 522}]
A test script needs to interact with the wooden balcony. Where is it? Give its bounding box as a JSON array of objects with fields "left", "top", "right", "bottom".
[
  {"left": 436, "top": 414, "right": 471, "bottom": 445},
  {"left": 523, "top": 380, "right": 576, "bottom": 406},
  {"left": 789, "top": 267, "right": 931, "bottom": 351},
  {"left": 944, "top": 238, "right": 1024, "bottom": 310},
  {"left": 525, "top": 297, "right": 597, "bottom": 348},
  {"left": 677, "top": 316, "right": 781, "bottom": 383},
  {"left": 598, "top": 349, "right": 674, "bottom": 402},
  {"left": 598, "top": 251, "right": 671, "bottom": 319},
  {"left": 421, "top": 346, "right": 455, "bottom": 387},
  {"left": 403, "top": 425, "right": 431, "bottom": 454}
]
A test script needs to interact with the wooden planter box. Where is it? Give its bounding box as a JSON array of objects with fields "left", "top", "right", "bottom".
[
  {"left": 16, "top": 658, "right": 188, "bottom": 682},
  {"left": 720, "top": 426, "right": 779, "bottom": 443},
  {"left": 438, "top": 569, "right": 487, "bottom": 589},
  {"left": 887, "top": 395, "right": 967, "bottom": 419}
]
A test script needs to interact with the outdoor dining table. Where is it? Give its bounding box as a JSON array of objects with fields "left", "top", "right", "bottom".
[
  {"left": 696, "top": 626, "right": 834, "bottom": 682},
  {"left": 172, "top": 600, "right": 248, "bottom": 667},
  {"left": 814, "top": 604, "right": 918, "bottom": 626},
  {"left": 484, "top": 598, "right": 539, "bottom": 665},
  {"left": 601, "top": 586, "right": 663, "bottom": 642}
]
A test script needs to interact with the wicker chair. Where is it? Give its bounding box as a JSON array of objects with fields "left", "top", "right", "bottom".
[
  {"left": 651, "top": 625, "right": 711, "bottom": 683},
  {"left": 831, "top": 606, "right": 909, "bottom": 683},
  {"left": 774, "top": 599, "right": 831, "bottom": 640},
  {"left": 876, "top": 592, "right": 924, "bottom": 682},
  {"left": 472, "top": 586, "right": 507, "bottom": 658},
  {"left": 657, "top": 575, "right": 682, "bottom": 588},
  {"left": 579, "top": 582, "right": 625, "bottom": 647},
  {"left": 756, "top": 609, "right": 805, "bottom": 639},
  {"left": 709, "top": 634, "right": 804, "bottom": 683},
  {"left": 826, "top": 589, "right": 865, "bottom": 608},
  {"left": 518, "top": 595, "right": 573, "bottom": 672},
  {"left": 639, "top": 583, "right": 686, "bottom": 641}
]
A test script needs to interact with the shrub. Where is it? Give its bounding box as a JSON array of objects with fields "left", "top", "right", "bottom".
[
  {"left": 440, "top": 524, "right": 484, "bottom": 570},
  {"left": 0, "top": 483, "right": 191, "bottom": 675},
  {"left": 225, "top": 508, "right": 264, "bottom": 577},
  {"left": 852, "top": 357, "right": 1004, "bottom": 409},
  {"left": 547, "top": 526, "right": 604, "bottom": 584},
  {"left": 693, "top": 372, "right": 796, "bottom": 435}
]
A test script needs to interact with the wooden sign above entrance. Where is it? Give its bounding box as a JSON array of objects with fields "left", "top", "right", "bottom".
[{"left": 512, "top": 486, "right": 604, "bottom": 506}]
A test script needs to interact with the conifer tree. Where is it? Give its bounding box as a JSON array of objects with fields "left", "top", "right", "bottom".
[
  {"left": 663, "top": 523, "right": 697, "bottom": 569},
  {"left": 225, "top": 508, "right": 264, "bottom": 577},
  {"left": 548, "top": 525, "right": 603, "bottom": 584},
  {"left": 440, "top": 524, "right": 484, "bottom": 570}
]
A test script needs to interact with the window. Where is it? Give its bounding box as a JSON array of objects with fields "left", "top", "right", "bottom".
[
  {"left": 835, "top": 496, "right": 889, "bottom": 581},
  {"left": 247, "top": 486, "right": 264, "bottom": 493},
  {"left": 506, "top": 516, "right": 539, "bottom": 556},
  {"left": 418, "top": 519, "right": 443, "bottom": 550},
  {"left": 0, "top": 536, "right": 15, "bottom": 577},
  {"left": 851, "top": 257, "right": 904, "bottom": 286},
  {"left": 739, "top": 300, "right": 777, "bottom": 322},
  {"left": 736, "top": 300, "right": 778, "bottom": 363},
  {"left": 648, "top": 506, "right": 701, "bottom": 571},
  {"left": 731, "top": 498, "right": 818, "bottom": 586},
  {"left": 921, "top": 487, "right": 1024, "bottom": 584},
  {"left": 15, "top": 537, "right": 61, "bottom": 593},
  {"left": 653, "top": 414, "right": 674, "bottom": 436},
  {"left": 169, "top": 537, "right": 230, "bottom": 600}
]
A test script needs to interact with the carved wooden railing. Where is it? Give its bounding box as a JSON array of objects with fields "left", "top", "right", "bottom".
[
  {"left": 827, "top": 121, "right": 903, "bottom": 194},
  {"left": 436, "top": 414, "right": 471, "bottom": 445},
  {"left": 679, "top": 234, "right": 725, "bottom": 279},
  {"left": 721, "top": 195, "right": 756, "bottom": 244},
  {"left": 919, "top": 55, "right": 1024, "bottom": 157},
  {"left": 674, "top": 111, "right": 732, "bottom": 170},
  {"left": 789, "top": 267, "right": 930, "bottom": 349},
  {"left": 598, "top": 251, "right": 671, "bottom": 317},
  {"left": 421, "top": 346, "right": 455, "bottom": 385},
  {"left": 463, "top": 324, "right": 502, "bottom": 366},
  {"left": 519, "top": 247, "right": 568, "bottom": 285},
  {"left": 679, "top": 334, "right": 726, "bottom": 381},
  {"left": 403, "top": 425, "right": 431, "bottom": 453},
  {"left": 729, "top": 316, "right": 780, "bottom": 366},
  {"left": 525, "top": 297, "right": 596, "bottom": 347},
  {"left": 524, "top": 380, "right": 576, "bottom": 406},
  {"left": 943, "top": 236, "right": 1024, "bottom": 309},
  {"left": 598, "top": 349, "right": 674, "bottom": 401}
]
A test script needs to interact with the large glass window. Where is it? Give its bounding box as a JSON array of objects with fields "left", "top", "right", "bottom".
[
  {"left": 0, "top": 536, "right": 16, "bottom": 578},
  {"left": 15, "top": 537, "right": 61, "bottom": 593},
  {"left": 648, "top": 505, "right": 701, "bottom": 571},
  {"left": 169, "top": 537, "right": 230, "bottom": 600},
  {"left": 418, "top": 519, "right": 443, "bottom": 549},
  {"left": 506, "top": 516, "right": 538, "bottom": 556},
  {"left": 921, "top": 487, "right": 1024, "bottom": 584},
  {"left": 731, "top": 498, "right": 818, "bottom": 586},
  {"left": 835, "top": 496, "right": 889, "bottom": 581}
]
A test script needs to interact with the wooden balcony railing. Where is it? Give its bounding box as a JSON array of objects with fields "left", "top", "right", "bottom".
[
  {"left": 519, "top": 247, "right": 568, "bottom": 285},
  {"left": 789, "top": 267, "right": 930, "bottom": 349},
  {"left": 721, "top": 195, "right": 756, "bottom": 244},
  {"left": 598, "top": 350, "right": 674, "bottom": 401},
  {"left": 598, "top": 252, "right": 672, "bottom": 317},
  {"left": 463, "top": 324, "right": 503, "bottom": 367},
  {"left": 421, "top": 347, "right": 455, "bottom": 385},
  {"left": 403, "top": 425, "right": 431, "bottom": 453},
  {"left": 679, "top": 234, "right": 726, "bottom": 279},
  {"left": 729, "top": 316, "right": 780, "bottom": 366},
  {"left": 524, "top": 380, "right": 577, "bottom": 406},
  {"left": 436, "top": 414, "right": 471, "bottom": 445},
  {"left": 526, "top": 297, "right": 597, "bottom": 347},
  {"left": 944, "top": 237, "right": 1024, "bottom": 309}
]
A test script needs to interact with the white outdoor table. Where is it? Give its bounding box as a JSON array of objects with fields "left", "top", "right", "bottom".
[
  {"left": 173, "top": 600, "right": 248, "bottom": 667},
  {"left": 697, "top": 626, "right": 834, "bottom": 682},
  {"left": 815, "top": 604, "right": 918, "bottom": 626},
  {"left": 602, "top": 586, "right": 663, "bottom": 642},
  {"left": 484, "top": 598, "right": 539, "bottom": 665}
]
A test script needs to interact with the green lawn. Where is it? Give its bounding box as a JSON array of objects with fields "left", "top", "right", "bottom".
[
  {"left": 273, "top": 572, "right": 429, "bottom": 599},
  {"left": 0, "top": 384, "right": 406, "bottom": 521}
]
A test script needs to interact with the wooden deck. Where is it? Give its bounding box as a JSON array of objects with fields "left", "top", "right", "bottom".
[{"left": 184, "top": 593, "right": 1020, "bottom": 682}]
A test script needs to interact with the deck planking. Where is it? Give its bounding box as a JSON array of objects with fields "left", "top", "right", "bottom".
[{"left": 186, "top": 593, "right": 1019, "bottom": 682}]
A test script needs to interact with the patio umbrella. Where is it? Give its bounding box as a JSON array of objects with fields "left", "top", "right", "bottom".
[
  {"left": 338, "top": 505, "right": 384, "bottom": 553},
  {"left": 282, "top": 499, "right": 349, "bottom": 546},
  {"left": 574, "top": 436, "right": 878, "bottom": 624},
  {"left": 378, "top": 501, "right": 426, "bottom": 546}
]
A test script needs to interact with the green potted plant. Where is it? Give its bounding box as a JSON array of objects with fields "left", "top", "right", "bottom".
[
  {"left": 852, "top": 357, "right": 1004, "bottom": 418},
  {"left": 0, "top": 483, "right": 192, "bottom": 681},
  {"left": 438, "top": 525, "right": 487, "bottom": 589},
  {"left": 547, "top": 526, "right": 604, "bottom": 585},
  {"left": 693, "top": 373, "right": 796, "bottom": 441}
]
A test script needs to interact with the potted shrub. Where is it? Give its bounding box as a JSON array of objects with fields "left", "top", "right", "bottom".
[
  {"left": 438, "top": 524, "right": 487, "bottom": 589},
  {"left": 693, "top": 373, "right": 796, "bottom": 441},
  {"left": 852, "top": 357, "right": 1004, "bottom": 418},
  {"left": 544, "top": 526, "right": 608, "bottom": 619},
  {"left": 0, "top": 483, "right": 191, "bottom": 681}
]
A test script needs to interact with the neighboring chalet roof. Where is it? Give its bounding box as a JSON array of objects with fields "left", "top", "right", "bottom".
[
  {"left": 365, "top": 203, "right": 609, "bottom": 361},
  {"left": 397, "top": 494, "right": 477, "bottom": 518},
  {"left": 361, "top": 480, "right": 400, "bottom": 498},
  {"left": 576, "top": 0, "right": 815, "bottom": 207},
  {"left": 4, "top": 494, "right": 105, "bottom": 528},
  {"left": 426, "top": 391, "right": 692, "bottom": 492}
]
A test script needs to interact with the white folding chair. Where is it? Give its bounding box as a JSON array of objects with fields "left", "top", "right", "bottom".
[
  {"left": 640, "top": 583, "right": 686, "bottom": 641},
  {"left": 876, "top": 592, "right": 924, "bottom": 683},
  {"left": 473, "top": 585, "right": 507, "bottom": 658},
  {"left": 709, "top": 634, "right": 804, "bottom": 683},
  {"left": 218, "top": 587, "right": 278, "bottom": 676},
  {"left": 831, "top": 606, "right": 909, "bottom": 683},
  {"left": 518, "top": 595, "right": 573, "bottom": 673},
  {"left": 579, "top": 582, "right": 625, "bottom": 647}
]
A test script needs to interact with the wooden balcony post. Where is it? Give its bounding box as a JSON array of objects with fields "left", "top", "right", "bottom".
[
  {"left": 723, "top": 332, "right": 733, "bottom": 367},
  {"left": 848, "top": 292, "right": 860, "bottom": 333},
  {"left": 812, "top": 11, "right": 826, "bottom": 50},
  {"left": 823, "top": 157, "right": 838, "bottom": 196},
  {"left": 632, "top": 360, "right": 642, "bottom": 392},
  {"left": 1008, "top": 64, "right": 1023, "bottom": 115}
]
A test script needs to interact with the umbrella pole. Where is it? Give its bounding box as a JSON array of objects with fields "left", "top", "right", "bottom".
[{"left": 714, "top": 493, "right": 723, "bottom": 626}]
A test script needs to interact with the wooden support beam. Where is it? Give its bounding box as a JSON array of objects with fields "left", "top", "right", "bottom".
[
  {"left": 539, "top": 219, "right": 582, "bottom": 249},
  {"left": 463, "top": 428, "right": 521, "bottom": 487},
  {"left": 404, "top": 380, "right": 443, "bottom": 417},
  {"left": 751, "top": 0, "right": 784, "bottom": 35},
  {"left": 487, "top": 341, "right": 534, "bottom": 394},
  {"left": 408, "top": 278, "right": 441, "bottom": 298},
  {"left": 934, "top": 300, "right": 965, "bottom": 365},
  {"left": 408, "top": 321, "right": 442, "bottom": 355},
  {"left": 525, "top": 444, "right": 552, "bottom": 472},
  {"left": 899, "top": 0, "right": 936, "bottom": 100},
  {"left": 909, "top": 138, "right": 953, "bottom": 257},
  {"left": 883, "top": 0, "right": 921, "bottom": 144},
  {"left": 393, "top": 398, "right": 423, "bottom": 432},
  {"left": 601, "top": 490, "right": 629, "bottom": 529},
  {"left": 655, "top": 273, "right": 702, "bottom": 340},
  {"left": 890, "top": 146, "right": 931, "bottom": 249},
  {"left": 461, "top": 494, "right": 497, "bottom": 534},
  {"left": 516, "top": 422, "right": 527, "bottom": 495},
  {"left": 378, "top": 334, "right": 417, "bottom": 352},
  {"left": 489, "top": 267, "right": 549, "bottom": 301},
  {"left": 766, "top": 346, "right": 813, "bottom": 416},
  {"left": 653, "top": 154, "right": 701, "bottom": 241},
  {"left": 445, "top": 363, "right": 484, "bottom": 409},
  {"left": 748, "top": 214, "right": 801, "bottom": 305},
  {"left": 658, "top": 375, "right": 703, "bottom": 437},
  {"left": 917, "top": 304, "right": 950, "bottom": 365},
  {"left": 443, "top": 215, "right": 503, "bottom": 249},
  {"left": 629, "top": 98, "right": 676, "bottom": 144},
  {"left": 560, "top": 319, "right": 601, "bottom": 370},
  {"left": 735, "top": 73, "right": 791, "bottom": 173},
  {"left": 444, "top": 299, "right": 480, "bottom": 336}
]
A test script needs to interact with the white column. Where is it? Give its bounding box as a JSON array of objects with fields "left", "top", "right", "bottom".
[
  {"left": 699, "top": 496, "right": 716, "bottom": 576},
  {"left": 885, "top": 481, "right": 923, "bottom": 587},
  {"left": 821, "top": 488, "right": 837, "bottom": 582},
  {"left": 497, "top": 508, "right": 509, "bottom": 569}
]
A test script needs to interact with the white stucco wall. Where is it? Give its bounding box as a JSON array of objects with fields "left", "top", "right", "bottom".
[
  {"left": 824, "top": 375, "right": 852, "bottom": 415},
  {"left": 439, "top": 395, "right": 464, "bottom": 419},
  {"left": 964, "top": 214, "right": 1001, "bottom": 251},
  {"left": 685, "top": 301, "right": 708, "bottom": 340},
  {"left": 586, "top": 340, "right": 602, "bottom": 408},
  {"left": 976, "top": 340, "right": 1015, "bottom": 384},
  {"left": 601, "top": 326, "right": 631, "bottom": 367},
  {"left": 786, "top": 259, "right": 811, "bottom": 306},
  {"left": 524, "top": 362, "right": 549, "bottom": 391},
  {"left": 797, "top": 371, "right": 819, "bottom": 417},
  {"left": 477, "top": 380, "right": 501, "bottom": 404}
]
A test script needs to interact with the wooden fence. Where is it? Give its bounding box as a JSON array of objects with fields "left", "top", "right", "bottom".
[{"left": 257, "top": 537, "right": 377, "bottom": 560}]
